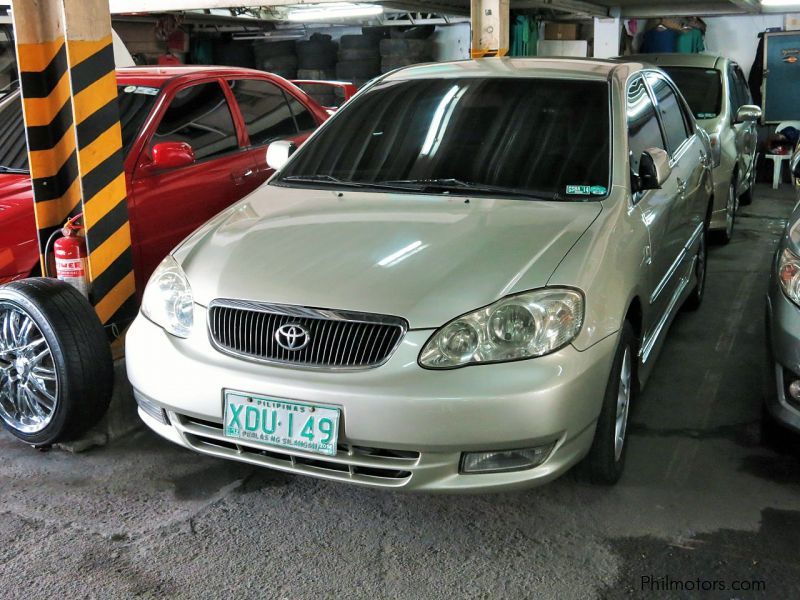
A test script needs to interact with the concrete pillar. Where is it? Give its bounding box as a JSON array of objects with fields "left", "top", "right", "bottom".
[{"left": 470, "top": 0, "right": 510, "bottom": 58}]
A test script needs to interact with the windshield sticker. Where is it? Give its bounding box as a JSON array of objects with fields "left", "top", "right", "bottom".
[
  {"left": 567, "top": 185, "right": 607, "bottom": 196},
  {"left": 122, "top": 85, "right": 159, "bottom": 96}
]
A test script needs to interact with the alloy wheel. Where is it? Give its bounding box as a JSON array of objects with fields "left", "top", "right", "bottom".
[
  {"left": 725, "top": 183, "right": 736, "bottom": 239},
  {"left": 614, "top": 346, "right": 632, "bottom": 461},
  {"left": 0, "top": 302, "right": 58, "bottom": 434},
  {"left": 696, "top": 230, "right": 707, "bottom": 296}
]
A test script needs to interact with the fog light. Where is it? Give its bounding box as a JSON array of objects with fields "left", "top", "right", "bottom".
[
  {"left": 460, "top": 444, "right": 555, "bottom": 474},
  {"left": 134, "top": 391, "right": 170, "bottom": 425}
]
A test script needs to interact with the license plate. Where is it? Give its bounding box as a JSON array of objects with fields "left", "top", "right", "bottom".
[{"left": 223, "top": 390, "right": 339, "bottom": 457}]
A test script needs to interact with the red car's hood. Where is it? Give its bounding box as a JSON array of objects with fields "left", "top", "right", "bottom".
[
  {"left": 0, "top": 173, "right": 38, "bottom": 280},
  {"left": 0, "top": 173, "right": 33, "bottom": 208}
]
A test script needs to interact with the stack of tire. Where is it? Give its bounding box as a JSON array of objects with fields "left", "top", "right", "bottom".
[
  {"left": 254, "top": 40, "right": 298, "bottom": 79},
  {"left": 296, "top": 33, "right": 338, "bottom": 81},
  {"left": 336, "top": 35, "right": 381, "bottom": 88},
  {"left": 380, "top": 38, "right": 434, "bottom": 74}
]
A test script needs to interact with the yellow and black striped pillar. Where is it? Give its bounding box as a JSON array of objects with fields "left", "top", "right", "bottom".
[
  {"left": 12, "top": 0, "right": 82, "bottom": 270},
  {"left": 12, "top": 0, "right": 135, "bottom": 334},
  {"left": 63, "top": 0, "right": 135, "bottom": 331}
]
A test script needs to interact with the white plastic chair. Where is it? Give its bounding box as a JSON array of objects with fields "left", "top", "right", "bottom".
[{"left": 765, "top": 122, "right": 800, "bottom": 190}]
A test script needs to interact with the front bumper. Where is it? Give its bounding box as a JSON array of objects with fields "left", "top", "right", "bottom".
[
  {"left": 765, "top": 274, "right": 800, "bottom": 432},
  {"left": 126, "top": 306, "right": 618, "bottom": 492}
]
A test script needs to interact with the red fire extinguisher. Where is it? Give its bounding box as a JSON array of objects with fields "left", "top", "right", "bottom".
[{"left": 54, "top": 214, "right": 89, "bottom": 298}]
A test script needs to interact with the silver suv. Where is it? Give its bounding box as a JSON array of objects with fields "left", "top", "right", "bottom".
[{"left": 625, "top": 54, "right": 761, "bottom": 244}]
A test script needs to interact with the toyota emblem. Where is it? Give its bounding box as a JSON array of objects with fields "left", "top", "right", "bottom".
[{"left": 275, "top": 323, "right": 310, "bottom": 351}]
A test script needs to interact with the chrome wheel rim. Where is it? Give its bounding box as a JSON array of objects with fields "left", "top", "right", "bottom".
[
  {"left": 614, "top": 346, "right": 632, "bottom": 461},
  {"left": 0, "top": 302, "right": 58, "bottom": 434},
  {"left": 725, "top": 184, "right": 735, "bottom": 238},
  {"left": 696, "top": 230, "right": 707, "bottom": 294}
]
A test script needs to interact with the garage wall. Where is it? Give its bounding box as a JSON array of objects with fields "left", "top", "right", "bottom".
[
  {"left": 431, "top": 22, "right": 470, "bottom": 61},
  {"left": 703, "top": 14, "right": 786, "bottom": 76}
]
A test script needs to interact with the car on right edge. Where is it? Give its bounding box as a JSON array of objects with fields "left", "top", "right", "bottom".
[
  {"left": 765, "top": 153, "right": 800, "bottom": 437},
  {"left": 624, "top": 54, "right": 761, "bottom": 244}
]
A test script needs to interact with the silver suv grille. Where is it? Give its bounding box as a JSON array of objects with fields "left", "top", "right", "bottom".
[{"left": 207, "top": 299, "right": 407, "bottom": 370}]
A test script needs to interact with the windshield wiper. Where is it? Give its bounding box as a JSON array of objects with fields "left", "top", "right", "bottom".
[
  {"left": 375, "top": 178, "right": 560, "bottom": 200},
  {"left": 0, "top": 166, "right": 29, "bottom": 174},
  {"left": 280, "top": 174, "right": 421, "bottom": 192}
]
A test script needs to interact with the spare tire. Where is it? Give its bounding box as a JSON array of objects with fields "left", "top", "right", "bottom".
[
  {"left": 381, "top": 57, "right": 427, "bottom": 73},
  {"left": 339, "top": 48, "right": 380, "bottom": 62},
  {"left": 336, "top": 59, "right": 381, "bottom": 80},
  {"left": 380, "top": 38, "right": 433, "bottom": 58},
  {"left": 260, "top": 54, "right": 299, "bottom": 72},
  {"left": 0, "top": 278, "right": 113, "bottom": 446},
  {"left": 296, "top": 68, "right": 336, "bottom": 80},
  {"left": 339, "top": 34, "right": 379, "bottom": 51},
  {"left": 253, "top": 40, "right": 297, "bottom": 60},
  {"left": 297, "top": 40, "right": 338, "bottom": 69}
]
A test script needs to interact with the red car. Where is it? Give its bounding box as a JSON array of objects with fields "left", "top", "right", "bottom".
[{"left": 0, "top": 66, "right": 331, "bottom": 293}]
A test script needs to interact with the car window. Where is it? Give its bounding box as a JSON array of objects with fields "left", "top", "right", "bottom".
[
  {"left": 733, "top": 65, "right": 752, "bottom": 108},
  {"left": 228, "top": 78, "right": 297, "bottom": 146},
  {"left": 645, "top": 72, "right": 690, "bottom": 155},
  {"left": 286, "top": 95, "right": 318, "bottom": 133},
  {"left": 151, "top": 81, "right": 239, "bottom": 161},
  {"left": 728, "top": 65, "right": 744, "bottom": 114},
  {"left": 659, "top": 66, "right": 722, "bottom": 120},
  {"left": 278, "top": 77, "right": 610, "bottom": 200},
  {"left": 627, "top": 76, "right": 666, "bottom": 176},
  {"left": 0, "top": 86, "right": 158, "bottom": 172}
]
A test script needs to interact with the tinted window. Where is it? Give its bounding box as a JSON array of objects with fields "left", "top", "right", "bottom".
[
  {"left": 660, "top": 66, "right": 722, "bottom": 120},
  {"left": 228, "top": 79, "right": 297, "bottom": 146},
  {"left": 278, "top": 78, "right": 609, "bottom": 200},
  {"left": 0, "top": 86, "right": 158, "bottom": 172},
  {"left": 627, "top": 77, "right": 665, "bottom": 174},
  {"left": 287, "top": 95, "right": 317, "bottom": 132},
  {"left": 152, "top": 82, "right": 238, "bottom": 161},
  {"left": 646, "top": 73, "right": 690, "bottom": 154},
  {"left": 732, "top": 65, "right": 751, "bottom": 109}
]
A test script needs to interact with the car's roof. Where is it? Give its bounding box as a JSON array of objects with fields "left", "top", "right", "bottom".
[
  {"left": 381, "top": 57, "right": 648, "bottom": 82},
  {"left": 114, "top": 65, "right": 278, "bottom": 85},
  {"left": 621, "top": 53, "right": 724, "bottom": 70}
]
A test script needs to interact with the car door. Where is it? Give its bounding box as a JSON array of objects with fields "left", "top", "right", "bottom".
[
  {"left": 227, "top": 77, "right": 323, "bottom": 187},
  {"left": 646, "top": 72, "right": 706, "bottom": 245},
  {"left": 627, "top": 75, "right": 682, "bottom": 324},
  {"left": 128, "top": 78, "right": 255, "bottom": 293},
  {"left": 729, "top": 63, "right": 758, "bottom": 188}
]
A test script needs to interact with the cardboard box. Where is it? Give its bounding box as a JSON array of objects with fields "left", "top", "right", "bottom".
[{"left": 545, "top": 23, "right": 578, "bottom": 41}]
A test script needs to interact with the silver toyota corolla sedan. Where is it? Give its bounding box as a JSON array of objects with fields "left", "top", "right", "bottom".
[
  {"left": 624, "top": 54, "right": 761, "bottom": 244},
  {"left": 126, "top": 59, "right": 712, "bottom": 492}
]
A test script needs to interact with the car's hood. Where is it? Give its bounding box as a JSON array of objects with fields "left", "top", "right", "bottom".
[
  {"left": 0, "top": 173, "right": 33, "bottom": 210},
  {"left": 179, "top": 186, "right": 602, "bottom": 328}
]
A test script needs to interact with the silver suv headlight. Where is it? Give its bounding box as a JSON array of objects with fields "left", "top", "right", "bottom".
[
  {"left": 778, "top": 248, "right": 800, "bottom": 306},
  {"left": 419, "top": 289, "right": 584, "bottom": 369},
  {"left": 141, "top": 255, "right": 194, "bottom": 338}
]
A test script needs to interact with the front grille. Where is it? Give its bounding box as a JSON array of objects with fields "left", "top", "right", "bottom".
[
  {"left": 172, "top": 414, "right": 419, "bottom": 487},
  {"left": 208, "top": 300, "right": 406, "bottom": 369}
]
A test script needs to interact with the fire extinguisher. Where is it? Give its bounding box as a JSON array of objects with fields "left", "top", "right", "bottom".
[{"left": 53, "top": 214, "right": 89, "bottom": 298}]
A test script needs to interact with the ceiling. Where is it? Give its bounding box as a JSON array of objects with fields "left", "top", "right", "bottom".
[{"left": 107, "top": 0, "right": 793, "bottom": 19}]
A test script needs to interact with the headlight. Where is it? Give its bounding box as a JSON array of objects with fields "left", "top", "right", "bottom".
[
  {"left": 778, "top": 248, "right": 800, "bottom": 306},
  {"left": 419, "top": 289, "right": 584, "bottom": 369},
  {"left": 141, "top": 255, "right": 194, "bottom": 338}
]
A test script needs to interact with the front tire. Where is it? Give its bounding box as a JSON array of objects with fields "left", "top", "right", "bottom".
[
  {"left": 581, "top": 322, "right": 636, "bottom": 485},
  {"left": 0, "top": 279, "right": 113, "bottom": 445},
  {"left": 711, "top": 183, "right": 736, "bottom": 245}
]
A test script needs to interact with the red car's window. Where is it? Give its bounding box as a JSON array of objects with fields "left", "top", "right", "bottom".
[
  {"left": 152, "top": 81, "right": 239, "bottom": 161},
  {"left": 227, "top": 79, "right": 297, "bottom": 146},
  {"left": 286, "top": 95, "right": 317, "bottom": 133}
]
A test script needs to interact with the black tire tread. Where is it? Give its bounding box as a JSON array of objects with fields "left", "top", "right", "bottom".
[{"left": 0, "top": 278, "right": 113, "bottom": 444}]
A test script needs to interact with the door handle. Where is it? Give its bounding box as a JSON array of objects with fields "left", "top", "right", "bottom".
[{"left": 231, "top": 169, "right": 254, "bottom": 184}]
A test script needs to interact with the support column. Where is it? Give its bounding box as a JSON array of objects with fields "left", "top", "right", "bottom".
[
  {"left": 470, "top": 0, "right": 510, "bottom": 58},
  {"left": 12, "top": 0, "right": 136, "bottom": 335},
  {"left": 62, "top": 0, "right": 135, "bottom": 331}
]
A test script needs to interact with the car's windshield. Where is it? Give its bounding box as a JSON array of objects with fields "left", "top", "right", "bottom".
[
  {"left": 276, "top": 77, "right": 610, "bottom": 201},
  {"left": 0, "top": 84, "right": 159, "bottom": 173},
  {"left": 660, "top": 66, "right": 722, "bottom": 120}
]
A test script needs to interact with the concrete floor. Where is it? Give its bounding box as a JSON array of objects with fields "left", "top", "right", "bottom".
[{"left": 2, "top": 184, "right": 799, "bottom": 599}]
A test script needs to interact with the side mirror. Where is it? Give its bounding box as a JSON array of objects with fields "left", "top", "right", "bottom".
[
  {"left": 152, "top": 142, "right": 195, "bottom": 170},
  {"left": 266, "top": 140, "right": 297, "bottom": 171},
  {"left": 638, "top": 147, "right": 672, "bottom": 191},
  {"left": 736, "top": 104, "right": 762, "bottom": 123}
]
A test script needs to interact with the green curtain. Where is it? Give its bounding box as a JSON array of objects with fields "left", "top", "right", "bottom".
[{"left": 510, "top": 15, "right": 539, "bottom": 57}]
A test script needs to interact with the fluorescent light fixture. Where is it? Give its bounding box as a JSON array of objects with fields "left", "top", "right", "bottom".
[
  {"left": 761, "top": 0, "right": 800, "bottom": 6},
  {"left": 287, "top": 3, "right": 383, "bottom": 21}
]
